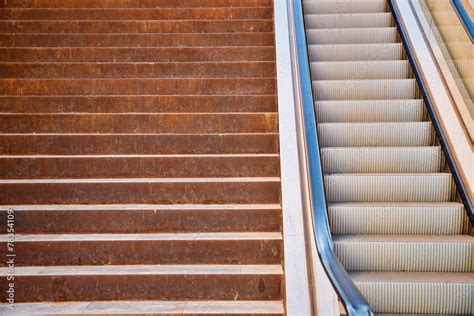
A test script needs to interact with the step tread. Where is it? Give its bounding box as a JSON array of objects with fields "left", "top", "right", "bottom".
[
  {"left": 9, "top": 232, "right": 283, "bottom": 242},
  {"left": 0, "top": 264, "right": 284, "bottom": 276},
  {"left": 333, "top": 235, "right": 473, "bottom": 243},
  {"left": 0, "top": 177, "right": 281, "bottom": 183},
  {"left": 350, "top": 271, "right": 474, "bottom": 283},
  {"left": 0, "top": 203, "right": 281, "bottom": 210},
  {"left": 0, "top": 300, "right": 284, "bottom": 315}
]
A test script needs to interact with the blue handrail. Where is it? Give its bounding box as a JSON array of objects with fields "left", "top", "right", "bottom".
[
  {"left": 451, "top": 0, "right": 474, "bottom": 42},
  {"left": 292, "top": 1, "right": 373, "bottom": 315},
  {"left": 389, "top": 0, "right": 473, "bottom": 225}
]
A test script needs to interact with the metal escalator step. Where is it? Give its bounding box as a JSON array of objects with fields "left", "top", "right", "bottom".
[
  {"left": 304, "top": 13, "right": 392, "bottom": 29},
  {"left": 306, "top": 28, "right": 398, "bottom": 44},
  {"left": 303, "top": 1, "right": 387, "bottom": 15},
  {"left": 321, "top": 147, "right": 443, "bottom": 173},
  {"left": 313, "top": 79, "right": 417, "bottom": 100},
  {"left": 329, "top": 202, "right": 466, "bottom": 235},
  {"left": 351, "top": 272, "right": 474, "bottom": 314},
  {"left": 311, "top": 61, "right": 410, "bottom": 80},
  {"left": 318, "top": 122, "right": 432, "bottom": 147},
  {"left": 334, "top": 234, "right": 473, "bottom": 272},
  {"left": 308, "top": 43, "right": 403, "bottom": 61},
  {"left": 315, "top": 100, "right": 423, "bottom": 122},
  {"left": 324, "top": 173, "right": 453, "bottom": 202}
]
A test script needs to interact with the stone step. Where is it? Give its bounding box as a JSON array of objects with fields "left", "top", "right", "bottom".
[
  {"left": 2, "top": 0, "right": 272, "bottom": 8},
  {"left": 0, "top": 300, "right": 284, "bottom": 315},
  {"left": 0, "top": 7, "right": 274, "bottom": 20},
  {"left": 0, "top": 62, "right": 276, "bottom": 79},
  {"left": 0, "top": 154, "right": 280, "bottom": 179},
  {"left": 1, "top": 232, "right": 283, "bottom": 266},
  {"left": 0, "top": 95, "right": 277, "bottom": 113},
  {"left": 0, "top": 47, "right": 275, "bottom": 62},
  {"left": 0, "top": 177, "right": 281, "bottom": 204},
  {"left": 334, "top": 235, "right": 473, "bottom": 272},
  {"left": 0, "top": 264, "right": 283, "bottom": 302},
  {"left": 0, "top": 204, "right": 282, "bottom": 234},
  {"left": 0, "top": 134, "right": 279, "bottom": 155},
  {"left": 0, "top": 32, "right": 274, "bottom": 47},
  {"left": 0, "top": 78, "right": 276, "bottom": 96},
  {"left": 0, "top": 113, "right": 278, "bottom": 133},
  {"left": 0, "top": 19, "right": 274, "bottom": 33}
]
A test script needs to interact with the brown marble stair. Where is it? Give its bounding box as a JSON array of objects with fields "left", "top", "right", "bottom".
[{"left": 0, "top": 0, "right": 283, "bottom": 314}]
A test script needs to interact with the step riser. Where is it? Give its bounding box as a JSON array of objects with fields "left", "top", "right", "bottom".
[
  {"left": 318, "top": 123, "right": 433, "bottom": 147},
  {"left": 0, "top": 156, "right": 280, "bottom": 178},
  {"left": 306, "top": 28, "right": 397, "bottom": 45},
  {"left": 3, "top": 240, "right": 282, "bottom": 266},
  {"left": 0, "top": 95, "right": 277, "bottom": 113},
  {"left": 0, "top": 33, "right": 274, "bottom": 48},
  {"left": 325, "top": 175, "right": 453, "bottom": 202},
  {"left": 329, "top": 205, "right": 466, "bottom": 235},
  {"left": 0, "top": 207, "right": 282, "bottom": 234},
  {"left": 0, "top": 181, "right": 281, "bottom": 204},
  {"left": 0, "top": 20, "right": 274, "bottom": 33},
  {"left": 1, "top": 0, "right": 273, "bottom": 7},
  {"left": 316, "top": 100, "right": 424, "bottom": 122},
  {"left": 303, "top": 2, "right": 387, "bottom": 14},
  {"left": 304, "top": 13, "right": 392, "bottom": 29},
  {"left": 0, "top": 8, "right": 274, "bottom": 20},
  {"left": 0, "top": 78, "right": 276, "bottom": 96},
  {"left": 308, "top": 44, "right": 403, "bottom": 62},
  {"left": 0, "top": 114, "right": 278, "bottom": 133},
  {"left": 311, "top": 61, "right": 410, "bottom": 80},
  {"left": 0, "top": 134, "right": 279, "bottom": 155},
  {"left": 0, "top": 47, "right": 276, "bottom": 62},
  {"left": 321, "top": 148, "right": 443, "bottom": 173},
  {"left": 354, "top": 281, "right": 472, "bottom": 314},
  {"left": 0, "top": 62, "right": 276, "bottom": 79},
  {"left": 313, "top": 80, "right": 417, "bottom": 100},
  {"left": 0, "top": 274, "right": 283, "bottom": 302},
  {"left": 335, "top": 241, "right": 472, "bottom": 272}
]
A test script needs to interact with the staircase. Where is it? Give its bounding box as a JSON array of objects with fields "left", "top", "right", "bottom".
[
  {"left": 303, "top": 0, "right": 473, "bottom": 314},
  {"left": 0, "top": 0, "right": 284, "bottom": 314}
]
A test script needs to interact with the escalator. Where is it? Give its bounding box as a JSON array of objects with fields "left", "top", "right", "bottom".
[{"left": 300, "top": 0, "right": 473, "bottom": 314}]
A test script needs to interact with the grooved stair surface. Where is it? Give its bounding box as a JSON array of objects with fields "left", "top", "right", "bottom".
[
  {"left": 0, "top": 0, "right": 282, "bottom": 313},
  {"left": 303, "top": 0, "right": 473, "bottom": 314}
]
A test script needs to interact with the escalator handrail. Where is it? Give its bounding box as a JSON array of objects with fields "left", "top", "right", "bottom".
[
  {"left": 292, "top": 1, "right": 373, "bottom": 315},
  {"left": 451, "top": 0, "right": 474, "bottom": 42},
  {"left": 389, "top": 0, "right": 474, "bottom": 225}
]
